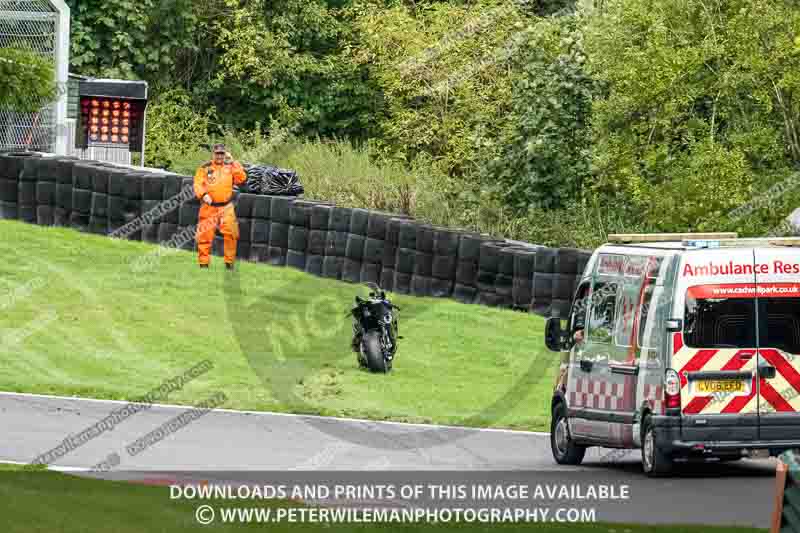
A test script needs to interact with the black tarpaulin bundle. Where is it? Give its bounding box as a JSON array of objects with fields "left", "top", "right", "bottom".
[{"left": 242, "top": 164, "right": 304, "bottom": 196}]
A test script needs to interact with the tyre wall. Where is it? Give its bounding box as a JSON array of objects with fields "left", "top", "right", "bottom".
[{"left": 0, "top": 152, "right": 592, "bottom": 317}]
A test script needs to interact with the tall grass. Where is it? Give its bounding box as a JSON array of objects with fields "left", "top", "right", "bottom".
[{"left": 163, "top": 128, "right": 641, "bottom": 250}]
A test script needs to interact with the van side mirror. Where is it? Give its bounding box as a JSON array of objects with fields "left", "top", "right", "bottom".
[
  {"left": 545, "top": 317, "right": 565, "bottom": 352},
  {"left": 666, "top": 318, "right": 682, "bottom": 332}
]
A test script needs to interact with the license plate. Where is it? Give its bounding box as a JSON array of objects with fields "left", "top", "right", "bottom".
[{"left": 696, "top": 380, "right": 744, "bottom": 393}]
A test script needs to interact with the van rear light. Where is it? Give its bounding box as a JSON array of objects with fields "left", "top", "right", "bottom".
[{"left": 665, "top": 369, "right": 681, "bottom": 409}]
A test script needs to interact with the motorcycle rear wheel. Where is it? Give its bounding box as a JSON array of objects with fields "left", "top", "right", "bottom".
[{"left": 362, "top": 331, "right": 390, "bottom": 373}]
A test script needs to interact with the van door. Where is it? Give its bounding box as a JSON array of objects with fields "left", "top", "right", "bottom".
[
  {"left": 753, "top": 248, "right": 800, "bottom": 440},
  {"left": 568, "top": 252, "right": 640, "bottom": 445},
  {"left": 676, "top": 249, "right": 759, "bottom": 443}
]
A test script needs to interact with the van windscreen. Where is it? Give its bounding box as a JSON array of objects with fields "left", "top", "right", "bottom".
[{"left": 684, "top": 296, "right": 756, "bottom": 348}]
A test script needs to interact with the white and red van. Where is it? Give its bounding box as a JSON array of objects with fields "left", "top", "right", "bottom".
[{"left": 545, "top": 233, "right": 800, "bottom": 476}]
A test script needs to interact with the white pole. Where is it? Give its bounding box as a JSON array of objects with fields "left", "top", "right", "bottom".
[
  {"left": 52, "top": 0, "right": 70, "bottom": 155},
  {"left": 140, "top": 105, "right": 147, "bottom": 168}
]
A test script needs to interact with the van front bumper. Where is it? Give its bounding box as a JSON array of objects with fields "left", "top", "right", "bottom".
[{"left": 651, "top": 415, "right": 800, "bottom": 456}]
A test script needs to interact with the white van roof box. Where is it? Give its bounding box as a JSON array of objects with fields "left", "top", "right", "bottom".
[
  {"left": 608, "top": 233, "right": 800, "bottom": 248},
  {"left": 608, "top": 232, "right": 738, "bottom": 244}
]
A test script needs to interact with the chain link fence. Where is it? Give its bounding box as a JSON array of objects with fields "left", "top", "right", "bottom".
[{"left": 0, "top": 0, "right": 66, "bottom": 153}]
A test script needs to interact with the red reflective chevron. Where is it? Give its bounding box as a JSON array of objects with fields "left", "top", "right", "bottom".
[
  {"left": 721, "top": 375, "right": 757, "bottom": 414},
  {"left": 682, "top": 350, "right": 752, "bottom": 415},
  {"left": 760, "top": 379, "right": 794, "bottom": 412},
  {"left": 678, "top": 349, "right": 719, "bottom": 388},
  {"left": 759, "top": 349, "right": 800, "bottom": 397},
  {"left": 673, "top": 332, "right": 684, "bottom": 355}
]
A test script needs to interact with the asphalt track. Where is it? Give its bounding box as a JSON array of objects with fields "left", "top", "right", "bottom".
[{"left": 0, "top": 392, "right": 779, "bottom": 528}]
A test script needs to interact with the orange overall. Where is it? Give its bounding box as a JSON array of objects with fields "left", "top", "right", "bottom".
[{"left": 193, "top": 159, "right": 247, "bottom": 265}]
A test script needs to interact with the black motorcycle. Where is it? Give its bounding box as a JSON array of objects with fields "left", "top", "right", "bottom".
[{"left": 350, "top": 283, "right": 400, "bottom": 373}]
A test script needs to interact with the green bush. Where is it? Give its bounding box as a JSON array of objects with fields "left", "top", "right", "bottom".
[
  {"left": 144, "top": 88, "right": 218, "bottom": 170},
  {"left": 0, "top": 46, "right": 56, "bottom": 113}
]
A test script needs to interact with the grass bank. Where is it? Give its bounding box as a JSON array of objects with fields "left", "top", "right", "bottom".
[{"left": 0, "top": 219, "right": 557, "bottom": 431}]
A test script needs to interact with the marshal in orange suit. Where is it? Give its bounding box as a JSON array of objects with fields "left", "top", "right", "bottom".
[{"left": 193, "top": 143, "right": 247, "bottom": 269}]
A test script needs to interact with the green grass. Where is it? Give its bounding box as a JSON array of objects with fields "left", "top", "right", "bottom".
[
  {"left": 0, "top": 219, "right": 559, "bottom": 431},
  {"left": 0, "top": 467, "right": 766, "bottom": 533}
]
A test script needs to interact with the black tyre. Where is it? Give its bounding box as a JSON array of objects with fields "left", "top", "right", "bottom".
[
  {"left": 237, "top": 241, "right": 251, "bottom": 262},
  {"left": 251, "top": 220, "right": 270, "bottom": 244},
  {"left": 268, "top": 246, "right": 287, "bottom": 266},
  {"left": 252, "top": 195, "right": 271, "bottom": 220},
  {"left": 270, "top": 196, "right": 293, "bottom": 224},
  {"left": 416, "top": 224, "right": 435, "bottom": 254},
  {"left": 238, "top": 219, "right": 252, "bottom": 244},
  {"left": 362, "top": 331, "right": 389, "bottom": 373},
  {"left": 364, "top": 238, "right": 384, "bottom": 264},
  {"left": 311, "top": 204, "right": 332, "bottom": 230},
  {"left": 414, "top": 251, "right": 433, "bottom": 277},
  {"left": 551, "top": 402, "right": 586, "bottom": 465},
  {"left": 36, "top": 181, "right": 56, "bottom": 205},
  {"left": 642, "top": 415, "right": 673, "bottom": 477},
  {"left": 288, "top": 225, "right": 308, "bottom": 251},
  {"left": 360, "top": 262, "right": 381, "bottom": 285},
  {"left": 287, "top": 249, "right": 306, "bottom": 270},
  {"left": 237, "top": 193, "right": 257, "bottom": 219},
  {"left": 453, "top": 284, "right": 477, "bottom": 304},
  {"left": 397, "top": 221, "right": 417, "bottom": 250},
  {"left": 36, "top": 205, "right": 54, "bottom": 226},
  {"left": 325, "top": 231, "right": 348, "bottom": 257},
  {"left": 142, "top": 176, "right": 164, "bottom": 200},
  {"left": 250, "top": 244, "right": 269, "bottom": 263},
  {"left": 350, "top": 208, "right": 369, "bottom": 236},
  {"left": 308, "top": 230, "right": 327, "bottom": 255},
  {"left": 430, "top": 278, "right": 453, "bottom": 298},
  {"left": 305, "top": 255, "right": 324, "bottom": 276},
  {"left": 342, "top": 258, "right": 362, "bottom": 283},
  {"left": 329, "top": 206, "right": 352, "bottom": 232},
  {"left": 269, "top": 222, "right": 289, "bottom": 248},
  {"left": 380, "top": 268, "right": 395, "bottom": 291}
]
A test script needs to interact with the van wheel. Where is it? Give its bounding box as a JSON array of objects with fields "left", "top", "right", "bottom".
[
  {"left": 551, "top": 402, "right": 586, "bottom": 465},
  {"left": 642, "top": 415, "right": 673, "bottom": 477}
]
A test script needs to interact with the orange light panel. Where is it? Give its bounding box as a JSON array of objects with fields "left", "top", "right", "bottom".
[
  {"left": 121, "top": 127, "right": 129, "bottom": 135},
  {"left": 111, "top": 135, "right": 119, "bottom": 143},
  {"left": 102, "top": 101, "right": 110, "bottom": 108},
  {"left": 91, "top": 99, "right": 99, "bottom": 107},
  {"left": 101, "top": 134, "right": 109, "bottom": 142},
  {"left": 121, "top": 135, "right": 129, "bottom": 143},
  {"left": 112, "top": 101, "right": 121, "bottom": 109}
]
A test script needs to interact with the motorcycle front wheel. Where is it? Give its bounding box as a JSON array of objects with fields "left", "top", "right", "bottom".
[{"left": 362, "top": 331, "right": 390, "bottom": 373}]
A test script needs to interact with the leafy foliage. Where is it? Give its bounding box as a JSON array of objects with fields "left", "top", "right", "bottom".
[
  {"left": 143, "top": 89, "right": 218, "bottom": 170},
  {"left": 481, "top": 15, "right": 594, "bottom": 211},
  {"left": 66, "top": 0, "right": 198, "bottom": 85},
  {"left": 0, "top": 47, "right": 56, "bottom": 113},
  {"left": 586, "top": 0, "right": 800, "bottom": 234}
]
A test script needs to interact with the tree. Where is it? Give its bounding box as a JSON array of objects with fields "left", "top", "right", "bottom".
[
  {"left": 586, "top": 0, "right": 800, "bottom": 233},
  {"left": 481, "top": 15, "right": 594, "bottom": 211}
]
